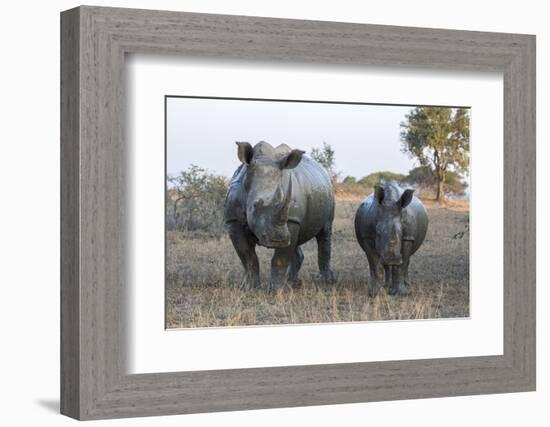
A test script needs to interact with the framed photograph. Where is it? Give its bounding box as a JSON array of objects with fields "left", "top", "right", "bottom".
[
  {"left": 163, "top": 96, "right": 472, "bottom": 330},
  {"left": 61, "top": 6, "right": 535, "bottom": 420}
]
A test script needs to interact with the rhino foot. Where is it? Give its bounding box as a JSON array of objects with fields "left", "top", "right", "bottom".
[
  {"left": 389, "top": 283, "right": 409, "bottom": 296},
  {"left": 288, "top": 277, "right": 303, "bottom": 289},
  {"left": 368, "top": 283, "right": 380, "bottom": 298},
  {"left": 312, "top": 270, "right": 337, "bottom": 285},
  {"left": 239, "top": 274, "right": 260, "bottom": 291},
  {"left": 269, "top": 280, "right": 293, "bottom": 293}
]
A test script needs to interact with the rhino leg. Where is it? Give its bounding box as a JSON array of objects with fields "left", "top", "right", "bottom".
[
  {"left": 389, "top": 241, "right": 412, "bottom": 296},
  {"left": 314, "top": 222, "right": 337, "bottom": 285},
  {"left": 402, "top": 240, "right": 413, "bottom": 287},
  {"left": 288, "top": 246, "right": 304, "bottom": 288},
  {"left": 363, "top": 240, "right": 384, "bottom": 297},
  {"left": 270, "top": 223, "right": 300, "bottom": 291},
  {"left": 389, "top": 266, "right": 409, "bottom": 296},
  {"left": 270, "top": 248, "right": 293, "bottom": 291},
  {"left": 226, "top": 221, "right": 260, "bottom": 290},
  {"left": 384, "top": 265, "right": 392, "bottom": 288}
]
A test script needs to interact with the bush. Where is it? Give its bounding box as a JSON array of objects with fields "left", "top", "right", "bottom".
[
  {"left": 404, "top": 166, "right": 468, "bottom": 198},
  {"left": 337, "top": 171, "right": 406, "bottom": 197},
  {"left": 167, "top": 165, "right": 229, "bottom": 238},
  {"left": 357, "top": 171, "right": 407, "bottom": 188}
]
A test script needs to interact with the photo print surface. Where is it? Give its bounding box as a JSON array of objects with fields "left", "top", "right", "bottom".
[{"left": 165, "top": 96, "right": 470, "bottom": 329}]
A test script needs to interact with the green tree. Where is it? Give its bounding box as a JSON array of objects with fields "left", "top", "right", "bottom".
[
  {"left": 405, "top": 166, "right": 434, "bottom": 188},
  {"left": 400, "top": 107, "right": 469, "bottom": 202},
  {"left": 310, "top": 142, "right": 339, "bottom": 183},
  {"left": 444, "top": 171, "right": 468, "bottom": 197}
]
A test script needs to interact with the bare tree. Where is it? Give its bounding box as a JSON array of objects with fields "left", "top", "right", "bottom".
[{"left": 310, "top": 142, "right": 339, "bottom": 183}]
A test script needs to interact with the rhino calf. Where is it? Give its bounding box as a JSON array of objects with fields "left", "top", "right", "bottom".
[
  {"left": 224, "top": 141, "right": 337, "bottom": 291},
  {"left": 354, "top": 181, "right": 428, "bottom": 297}
]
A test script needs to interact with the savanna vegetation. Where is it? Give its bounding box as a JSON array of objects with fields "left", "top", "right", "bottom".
[{"left": 166, "top": 197, "right": 469, "bottom": 328}]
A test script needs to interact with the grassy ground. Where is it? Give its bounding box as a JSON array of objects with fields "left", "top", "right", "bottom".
[{"left": 166, "top": 198, "right": 469, "bottom": 328}]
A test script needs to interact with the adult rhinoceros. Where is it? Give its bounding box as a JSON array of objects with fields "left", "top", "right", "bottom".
[
  {"left": 354, "top": 181, "right": 428, "bottom": 297},
  {"left": 224, "top": 141, "right": 336, "bottom": 291}
]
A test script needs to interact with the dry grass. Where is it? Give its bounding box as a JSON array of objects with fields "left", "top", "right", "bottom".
[{"left": 166, "top": 198, "right": 469, "bottom": 328}]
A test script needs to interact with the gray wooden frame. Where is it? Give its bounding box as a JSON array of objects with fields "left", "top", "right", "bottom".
[{"left": 60, "top": 5, "right": 536, "bottom": 421}]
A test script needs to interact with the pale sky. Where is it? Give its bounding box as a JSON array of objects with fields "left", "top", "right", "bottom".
[{"left": 166, "top": 97, "right": 420, "bottom": 179}]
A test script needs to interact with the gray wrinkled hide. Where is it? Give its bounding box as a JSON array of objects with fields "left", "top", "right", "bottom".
[
  {"left": 354, "top": 181, "right": 428, "bottom": 296},
  {"left": 224, "top": 141, "right": 336, "bottom": 290}
]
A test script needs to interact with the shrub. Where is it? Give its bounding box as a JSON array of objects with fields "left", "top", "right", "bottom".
[
  {"left": 167, "top": 165, "right": 229, "bottom": 238},
  {"left": 404, "top": 166, "right": 468, "bottom": 198},
  {"left": 337, "top": 171, "right": 406, "bottom": 197}
]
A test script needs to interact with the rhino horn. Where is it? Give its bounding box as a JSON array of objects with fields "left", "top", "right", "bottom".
[{"left": 276, "top": 176, "right": 292, "bottom": 223}]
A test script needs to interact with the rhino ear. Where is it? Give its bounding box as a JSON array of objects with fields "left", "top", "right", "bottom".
[
  {"left": 374, "top": 185, "right": 385, "bottom": 204},
  {"left": 399, "top": 189, "right": 414, "bottom": 208},
  {"left": 279, "top": 149, "right": 305, "bottom": 170},
  {"left": 236, "top": 142, "right": 253, "bottom": 164}
]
